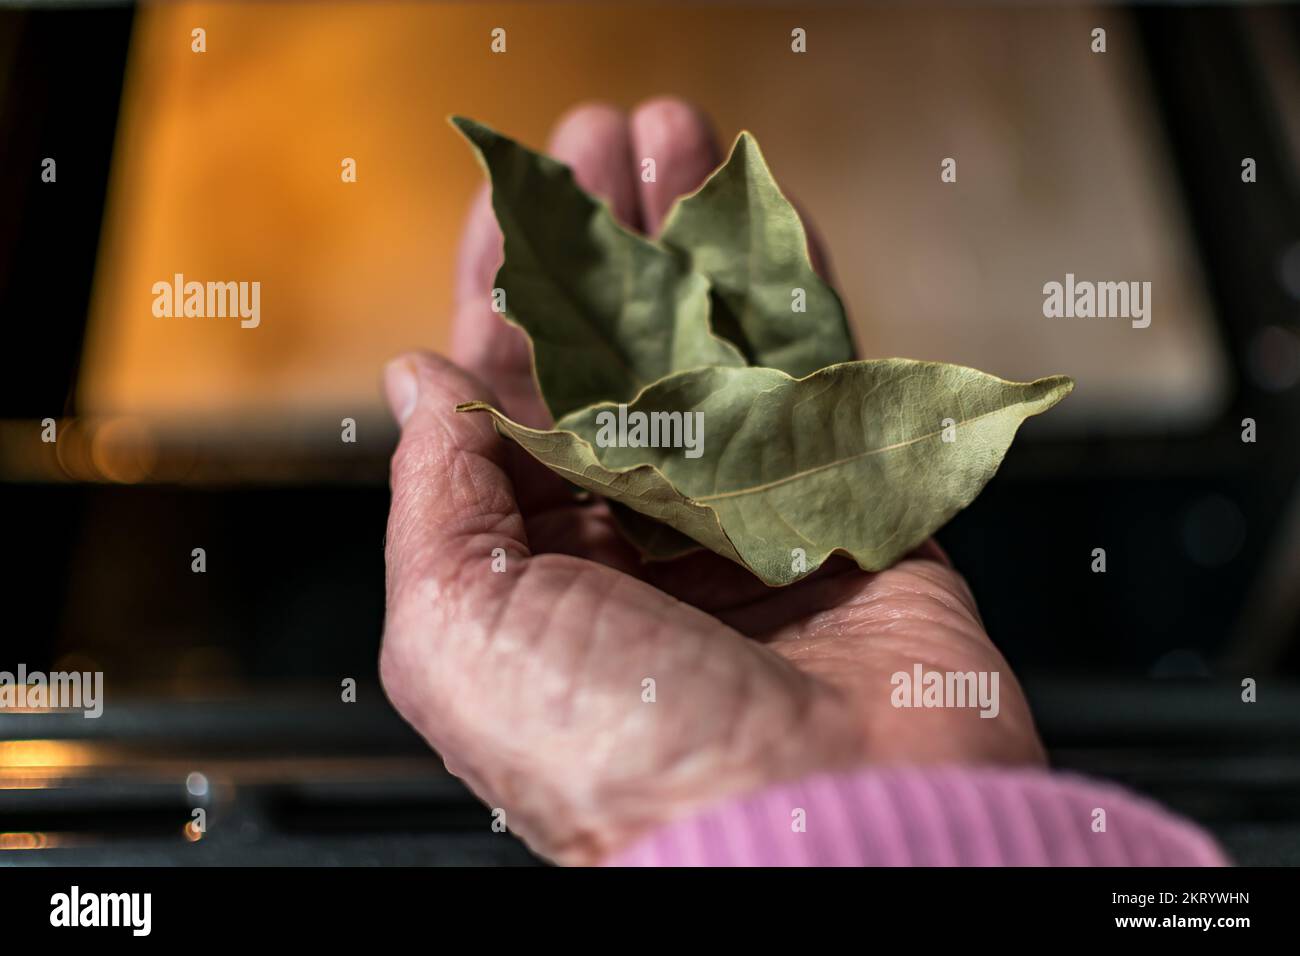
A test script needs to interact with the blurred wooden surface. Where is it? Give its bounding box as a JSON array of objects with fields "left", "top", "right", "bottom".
[{"left": 81, "top": 2, "right": 1226, "bottom": 432}]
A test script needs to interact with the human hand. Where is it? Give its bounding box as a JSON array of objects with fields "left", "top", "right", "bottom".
[{"left": 379, "top": 99, "right": 1045, "bottom": 865}]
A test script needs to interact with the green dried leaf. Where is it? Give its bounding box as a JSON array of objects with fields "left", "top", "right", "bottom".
[
  {"left": 659, "top": 132, "right": 855, "bottom": 375},
  {"left": 459, "top": 360, "right": 1073, "bottom": 586},
  {"left": 451, "top": 116, "right": 745, "bottom": 420}
]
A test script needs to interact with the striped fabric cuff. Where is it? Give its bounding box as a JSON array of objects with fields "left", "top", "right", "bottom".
[{"left": 605, "top": 766, "right": 1229, "bottom": 867}]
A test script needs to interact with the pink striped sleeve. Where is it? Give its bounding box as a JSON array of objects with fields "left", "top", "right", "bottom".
[{"left": 604, "top": 766, "right": 1228, "bottom": 867}]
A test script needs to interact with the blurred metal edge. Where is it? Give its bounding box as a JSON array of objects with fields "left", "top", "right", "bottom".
[
  {"left": 1, "top": 678, "right": 1295, "bottom": 746},
  {"left": 0, "top": 690, "right": 419, "bottom": 746},
  {"left": 1024, "top": 676, "right": 1300, "bottom": 744}
]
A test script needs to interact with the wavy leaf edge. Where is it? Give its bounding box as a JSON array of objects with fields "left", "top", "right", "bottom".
[{"left": 455, "top": 359, "right": 1074, "bottom": 585}]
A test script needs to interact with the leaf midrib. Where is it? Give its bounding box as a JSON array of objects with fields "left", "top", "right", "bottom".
[{"left": 693, "top": 402, "right": 1026, "bottom": 503}]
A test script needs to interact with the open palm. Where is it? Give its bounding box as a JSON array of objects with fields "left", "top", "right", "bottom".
[{"left": 379, "top": 99, "right": 1044, "bottom": 865}]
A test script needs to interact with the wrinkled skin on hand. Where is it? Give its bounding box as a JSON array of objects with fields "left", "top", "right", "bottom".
[{"left": 380, "top": 99, "right": 1045, "bottom": 865}]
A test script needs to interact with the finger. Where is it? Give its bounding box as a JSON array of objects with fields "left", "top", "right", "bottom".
[
  {"left": 454, "top": 183, "right": 503, "bottom": 305},
  {"left": 450, "top": 185, "right": 549, "bottom": 430},
  {"left": 382, "top": 351, "right": 529, "bottom": 615},
  {"left": 547, "top": 102, "right": 640, "bottom": 230},
  {"left": 629, "top": 97, "right": 721, "bottom": 235},
  {"left": 449, "top": 297, "right": 549, "bottom": 427}
]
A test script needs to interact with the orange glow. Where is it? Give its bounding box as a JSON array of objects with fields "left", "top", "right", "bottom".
[
  {"left": 52, "top": 418, "right": 98, "bottom": 482},
  {"left": 0, "top": 739, "right": 104, "bottom": 775},
  {"left": 79, "top": 2, "right": 1223, "bottom": 430},
  {"left": 89, "top": 416, "right": 158, "bottom": 484},
  {"left": 0, "top": 832, "right": 54, "bottom": 850}
]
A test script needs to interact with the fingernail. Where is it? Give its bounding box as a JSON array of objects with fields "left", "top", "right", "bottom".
[{"left": 383, "top": 358, "right": 418, "bottom": 426}]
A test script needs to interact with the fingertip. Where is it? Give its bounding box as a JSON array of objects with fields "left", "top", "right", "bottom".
[
  {"left": 547, "top": 101, "right": 640, "bottom": 229},
  {"left": 551, "top": 100, "right": 626, "bottom": 140},
  {"left": 630, "top": 97, "right": 717, "bottom": 154},
  {"left": 384, "top": 351, "right": 499, "bottom": 431},
  {"left": 629, "top": 97, "right": 720, "bottom": 235}
]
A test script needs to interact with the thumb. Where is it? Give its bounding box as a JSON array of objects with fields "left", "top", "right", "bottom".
[{"left": 381, "top": 352, "right": 529, "bottom": 617}]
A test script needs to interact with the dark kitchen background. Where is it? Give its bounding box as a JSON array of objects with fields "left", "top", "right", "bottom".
[{"left": 1, "top": 1, "right": 1298, "bottom": 865}]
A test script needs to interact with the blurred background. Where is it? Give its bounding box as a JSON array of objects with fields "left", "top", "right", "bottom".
[{"left": 1, "top": 0, "right": 1298, "bottom": 864}]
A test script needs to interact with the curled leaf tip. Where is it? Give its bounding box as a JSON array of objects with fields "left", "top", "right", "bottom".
[{"left": 1034, "top": 374, "right": 1075, "bottom": 406}]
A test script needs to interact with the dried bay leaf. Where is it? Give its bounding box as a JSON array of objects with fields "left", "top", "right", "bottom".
[
  {"left": 449, "top": 117, "right": 1071, "bottom": 579},
  {"left": 452, "top": 116, "right": 745, "bottom": 420},
  {"left": 659, "top": 132, "right": 855, "bottom": 376},
  {"left": 459, "top": 360, "right": 1073, "bottom": 586}
]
